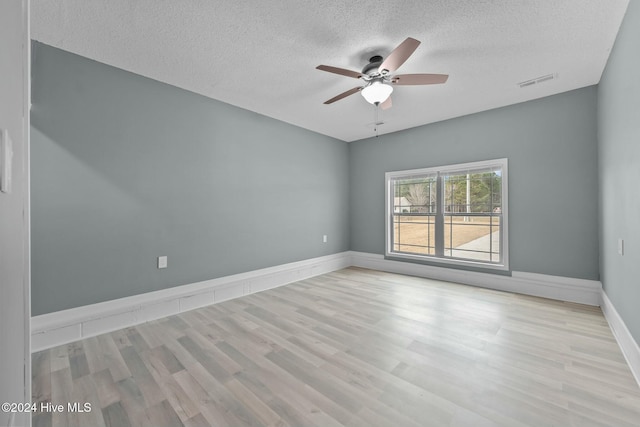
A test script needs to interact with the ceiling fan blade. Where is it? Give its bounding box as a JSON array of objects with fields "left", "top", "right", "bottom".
[
  {"left": 316, "top": 65, "right": 364, "bottom": 79},
  {"left": 391, "top": 73, "right": 449, "bottom": 85},
  {"left": 323, "top": 86, "right": 363, "bottom": 104},
  {"left": 378, "top": 37, "right": 421, "bottom": 74},
  {"left": 380, "top": 96, "right": 392, "bottom": 110}
]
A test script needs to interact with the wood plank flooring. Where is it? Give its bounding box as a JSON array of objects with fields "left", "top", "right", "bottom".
[{"left": 32, "top": 267, "right": 640, "bottom": 427}]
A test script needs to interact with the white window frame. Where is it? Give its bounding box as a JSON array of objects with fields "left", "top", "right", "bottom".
[{"left": 385, "top": 158, "right": 509, "bottom": 271}]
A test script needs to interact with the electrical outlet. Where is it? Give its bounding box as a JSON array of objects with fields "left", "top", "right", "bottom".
[
  {"left": 158, "top": 256, "right": 168, "bottom": 269},
  {"left": 618, "top": 239, "right": 624, "bottom": 256},
  {"left": 323, "top": 235, "right": 328, "bottom": 243}
]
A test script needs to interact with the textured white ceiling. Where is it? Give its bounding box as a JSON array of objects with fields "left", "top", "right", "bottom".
[{"left": 31, "top": 0, "right": 629, "bottom": 142}]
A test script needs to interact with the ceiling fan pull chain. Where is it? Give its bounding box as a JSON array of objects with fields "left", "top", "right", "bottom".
[{"left": 374, "top": 104, "right": 379, "bottom": 137}]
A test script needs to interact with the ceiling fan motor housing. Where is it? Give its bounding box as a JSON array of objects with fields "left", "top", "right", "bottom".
[{"left": 362, "top": 55, "right": 383, "bottom": 76}]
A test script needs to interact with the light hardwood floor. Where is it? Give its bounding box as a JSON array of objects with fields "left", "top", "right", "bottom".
[{"left": 32, "top": 267, "right": 640, "bottom": 427}]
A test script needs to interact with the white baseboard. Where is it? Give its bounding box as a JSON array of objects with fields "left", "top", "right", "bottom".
[
  {"left": 600, "top": 291, "right": 640, "bottom": 386},
  {"left": 31, "top": 252, "right": 352, "bottom": 352},
  {"left": 30, "top": 250, "right": 607, "bottom": 353},
  {"left": 349, "top": 252, "right": 602, "bottom": 306}
]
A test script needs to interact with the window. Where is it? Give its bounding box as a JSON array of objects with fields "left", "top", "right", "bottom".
[{"left": 386, "top": 159, "right": 508, "bottom": 270}]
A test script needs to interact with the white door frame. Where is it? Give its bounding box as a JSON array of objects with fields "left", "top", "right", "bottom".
[{"left": 0, "top": 0, "right": 31, "bottom": 426}]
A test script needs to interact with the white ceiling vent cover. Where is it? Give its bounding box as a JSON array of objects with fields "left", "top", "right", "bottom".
[{"left": 518, "top": 73, "right": 557, "bottom": 88}]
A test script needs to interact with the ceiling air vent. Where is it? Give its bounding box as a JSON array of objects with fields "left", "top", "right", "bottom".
[{"left": 518, "top": 73, "right": 557, "bottom": 88}]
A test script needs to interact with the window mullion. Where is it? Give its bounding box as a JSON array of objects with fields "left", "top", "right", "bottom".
[{"left": 435, "top": 173, "right": 444, "bottom": 256}]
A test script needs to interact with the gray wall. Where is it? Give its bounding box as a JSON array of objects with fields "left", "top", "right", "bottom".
[
  {"left": 598, "top": 2, "right": 640, "bottom": 343},
  {"left": 31, "top": 40, "right": 608, "bottom": 317},
  {"left": 0, "top": 1, "right": 30, "bottom": 425},
  {"left": 31, "top": 42, "right": 349, "bottom": 316},
  {"left": 350, "top": 87, "right": 599, "bottom": 280}
]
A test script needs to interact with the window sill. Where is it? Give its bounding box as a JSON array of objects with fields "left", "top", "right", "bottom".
[{"left": 385, "top": 250, "right": 509, "bottom": 272}]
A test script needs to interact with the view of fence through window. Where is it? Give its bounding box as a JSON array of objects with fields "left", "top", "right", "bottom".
[{"left": 390, "top": 163, "right": 504, "bottom": 265}]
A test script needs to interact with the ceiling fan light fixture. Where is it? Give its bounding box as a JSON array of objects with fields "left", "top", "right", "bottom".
[{"left": 361, "top": 81, "right": 393, "bottom": 105}]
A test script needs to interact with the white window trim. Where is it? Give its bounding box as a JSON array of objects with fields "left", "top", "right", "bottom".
[{"left": 385, "top": 158, "right": 509, "bottom": 271}]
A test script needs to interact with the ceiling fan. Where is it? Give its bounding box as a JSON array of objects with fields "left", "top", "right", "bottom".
[{"left": 316, "top": 37, "right": 448, "bottom": 109}]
